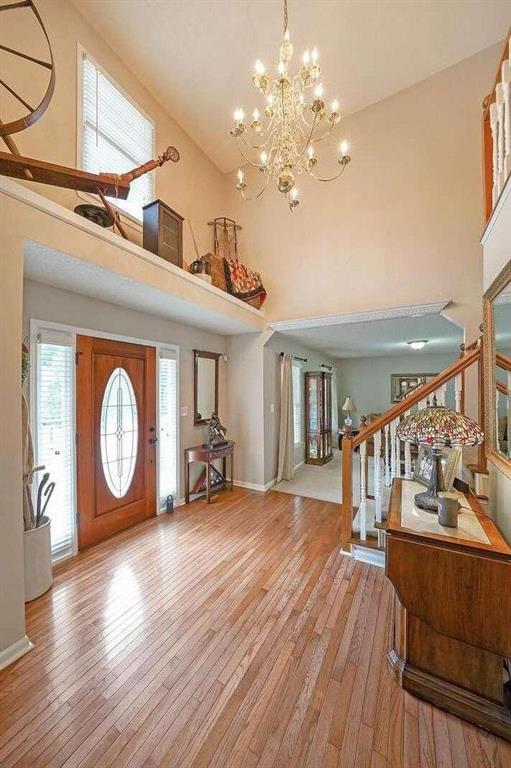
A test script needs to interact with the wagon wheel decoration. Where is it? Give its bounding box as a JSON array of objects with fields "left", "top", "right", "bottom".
[{"left": 0, "top": 0, "right": 55, "bottom": 139}]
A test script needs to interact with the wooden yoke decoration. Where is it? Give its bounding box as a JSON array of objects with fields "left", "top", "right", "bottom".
[{"left": 0, "top": 1, "right": 180, "bottom": 238}]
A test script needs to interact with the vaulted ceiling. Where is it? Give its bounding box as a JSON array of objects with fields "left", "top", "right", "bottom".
[{"left": 71, "top": 0, "right": 509, "bottom": 173}]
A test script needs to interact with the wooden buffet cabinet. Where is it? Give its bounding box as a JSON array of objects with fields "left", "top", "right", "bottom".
[{"left": 385, "top": 478, "right": 511, "bottom": 740}]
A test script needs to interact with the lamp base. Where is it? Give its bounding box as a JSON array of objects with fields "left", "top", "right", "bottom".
[
  {"left": 414, "top": 491, "right": 439, "bottom": 512},
  {"left": 414, "top": 447, "right": 441, "bottom": 513}
]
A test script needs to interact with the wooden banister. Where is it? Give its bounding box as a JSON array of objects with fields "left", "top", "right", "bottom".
[
  {"left": 352, "top": 345, "right": 481, "bottom": 449},
  {"left": 496, "top": 352, "right": 511, "bottom": 371}
]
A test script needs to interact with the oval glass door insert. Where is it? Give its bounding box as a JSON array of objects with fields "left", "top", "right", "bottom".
[{"left": 100, "top": 367, "right": 138, "bottom": 498}]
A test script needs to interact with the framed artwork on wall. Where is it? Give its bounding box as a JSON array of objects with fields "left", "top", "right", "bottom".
[{"left": 390, "top": 373, "right": 438, "bottom": 403}]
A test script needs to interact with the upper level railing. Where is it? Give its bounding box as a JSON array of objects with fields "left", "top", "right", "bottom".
[
  {"left": 482, "top": 29, "right": 511, "bottom": 223},
  {"left": 341, "top": 342, "right": 482, "bottom": 551}
]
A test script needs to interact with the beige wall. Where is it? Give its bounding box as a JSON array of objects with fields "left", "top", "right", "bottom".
[
  {"left": 226, "top": 45, "right": 500, "bottom": 344},
  {"left": 0, "top": 230, "right": 26, "bottom": 657},
  {"left": 1, "top": 0, "right": 224, "bottom": 257},
  {"left": 22, "top": 280, "right": 228, "bottom": 496}
]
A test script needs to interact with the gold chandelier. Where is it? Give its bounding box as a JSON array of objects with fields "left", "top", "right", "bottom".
[{"left": 230, "top": 0, "right": 351, "bottom": 211}]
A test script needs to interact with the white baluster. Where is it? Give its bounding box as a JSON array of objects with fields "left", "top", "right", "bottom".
[
  {"left": 384, "top": 423, "right": 391, "bottom": 486},
  {"left": 418, "top": 398, "right": 427, "bottom": 411},
  {"left": 374, "top": 430, "right": 382, "bottom": 523},
  {"left": 497, "top": 82, "right": 506, "bottom": 193},
  {"left": 454, "top": 374, "right": 463, "bottom": 413},
  {"left": 390, "top": 418, "right": 398, "bottom": 480},
  {"left": 502, "top": 60, "right": 511, "bottom": 178},
  {"left": 490, "top": 102, "right": 499, "bottom": 205},
  {"left": 359, "top": 440, "right": 367, "bottom": 541},
  {"left": 436, "top": 384, "right": 447, "bottom": 406},
  {"left": 507, "top": 372, "right": 511, "bottom": 459},
  {"left": 403, "top": 409, "right": 412, "bottom": 480}
]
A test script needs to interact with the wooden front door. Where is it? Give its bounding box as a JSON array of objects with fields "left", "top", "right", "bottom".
[{"left": 76, "top": 336, "right": 157, "bottom": 548}]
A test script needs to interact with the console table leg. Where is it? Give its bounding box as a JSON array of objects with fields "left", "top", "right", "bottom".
[
  {"left": 206, "top": 460, "right": 211, "bottom": 504},
  {"left": 231, "top": 452, "right": 234, "bottom": 491}
]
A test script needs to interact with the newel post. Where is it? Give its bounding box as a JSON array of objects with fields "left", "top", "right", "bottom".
[{"left": 341, "top": 436, "right": 353, "bottom": 551}]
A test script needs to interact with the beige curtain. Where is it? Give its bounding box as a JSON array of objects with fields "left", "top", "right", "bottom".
[{"left": 277, "top": 354, "right": 295, "bottom": 482}]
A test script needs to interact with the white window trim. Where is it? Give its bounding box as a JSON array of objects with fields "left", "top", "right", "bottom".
[
  {"left": 76, "top": 42, "right": 156, "bottom": 232},
  {"left": 30, "top": 318, "right": 181, "bottom": 564}
]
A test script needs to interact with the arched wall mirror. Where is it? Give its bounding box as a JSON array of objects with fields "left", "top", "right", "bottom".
[
  {"left": 483, "top": 259, "right": 511, "bottom": 478},
  {"left": 193, "top": 350, "right": 221, "bottom": 425}
]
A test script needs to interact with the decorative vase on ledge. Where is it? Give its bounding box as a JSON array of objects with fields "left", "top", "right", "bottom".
[{"left": 23, "top": 516, "right": 52, "bottom": 602}]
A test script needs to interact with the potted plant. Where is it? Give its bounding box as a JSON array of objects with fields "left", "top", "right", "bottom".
[{"left": 22, "top": 343, "right": 54, "bottom": 602}]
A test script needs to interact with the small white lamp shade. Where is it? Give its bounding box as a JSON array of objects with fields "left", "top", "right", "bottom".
[{"left": 342, "top": 395, "right": 356, "bottom": 412}]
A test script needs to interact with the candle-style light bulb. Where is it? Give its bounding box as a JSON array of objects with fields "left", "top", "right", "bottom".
[
  {"left": 267, "top": 93, "right": 274, "bottom": 105},
  {"left": 291, "top": 187, "right": 298, "bottom": 199},
  {"left": 260, "top": 151, "right": 268, "bottom": 165},
  {"left": 237, "top": 168, "right": 244, "bottom": 183},
  {"left": 340, "top": 140, "right": 349, "bottom": 156},
  {"left": 331, "top": 99, "right": 339, "bottom": 112},
  {"left": 311, "top": 47, "right": 319, "bottom": 63},
  {"left": 307, "top": 145, "right": 314, "bottom": 159},
  {"left": 314, "top": 84, "right": 324, "bottom": 98},
  {"left": 234, "top": 108, "right": 244, "bottom": 123},
  {"left": 284, "top": 28, "right": 290, "bottom": 42},
  {"left": 255, "top": 59, "right": 265, "bottom": 75},
  {"left": 302, "top": 49, "right": 310, "bottom": 65},
  {"left": 278, "top": 61, "right": 286, "bottom": 75},
  {"left": 253, "top": 108, "right": 259, "bottom": 121}
]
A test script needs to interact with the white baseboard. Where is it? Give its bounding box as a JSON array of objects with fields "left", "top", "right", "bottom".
[
  {"left": 351, "top": 545, "right": 385, "bottom": 569},
  {"left": 0, "top": 635, "right": 34, "bottom": 672},
  {"left": 234, "top": 479, "right": 277, "bottom": 493}
]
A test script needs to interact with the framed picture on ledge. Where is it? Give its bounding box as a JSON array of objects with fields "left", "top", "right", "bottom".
[
  {"left": 390, "top": 373, "right": 438, "bottom": 404},
  {"left": 413, "top": 446, "right": 461, "bottom": 491}
]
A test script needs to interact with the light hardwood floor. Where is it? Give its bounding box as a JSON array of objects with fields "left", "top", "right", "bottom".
[{"left": 1, "top": 488, "right": 510, "bottom": 767}]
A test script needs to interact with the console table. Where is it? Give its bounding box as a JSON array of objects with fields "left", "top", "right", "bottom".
[
  {"left": 184, "top": 441, "right": 234, "bottom": 504},
  {"left": 385, "top": 478, "right": 511, "bottom": 740}
]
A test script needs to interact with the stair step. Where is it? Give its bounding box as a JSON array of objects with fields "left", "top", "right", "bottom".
[{"left": 349, "top": 533, "right": 384, "bottom": 551}]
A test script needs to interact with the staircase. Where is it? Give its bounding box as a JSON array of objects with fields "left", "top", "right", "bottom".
[{"left": 340, "top": 339, "right": 484, "bottom": 557}]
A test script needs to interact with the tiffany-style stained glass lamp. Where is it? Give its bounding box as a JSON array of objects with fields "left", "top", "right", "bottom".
[{"left": 397, "top": 405, "right": 484, "bottom": 511}]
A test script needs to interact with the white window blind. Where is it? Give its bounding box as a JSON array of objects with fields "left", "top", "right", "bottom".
[
  {"left": 35, "top": 331, "right": 75, "bottom": 561},
  {"left": 292, "top": 361, "right": 303, "bottom": 445},
  {"left": 81, "top": 51, "right": 155, "bottom": 221},
  {"left": 158, "top": 351, "right": 178, "bottom": 508}
]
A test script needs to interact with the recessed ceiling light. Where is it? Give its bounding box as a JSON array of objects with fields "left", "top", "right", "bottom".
[{"left": 407, "top": 340, "right": 428, "bottom": 351}]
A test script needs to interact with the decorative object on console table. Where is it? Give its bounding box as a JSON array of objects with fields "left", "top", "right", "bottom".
[
  {"left": 204, "top": 413, "right": 228, "bottom": 449},
  {"left": 385, "top": 477, "right": 511, "bottom": 741},
  {"left": 143, "top": 199, "right": 184, "bottom": 267},
  {"left": 398, "top": 405, "right": 484, "bottom": 511}
]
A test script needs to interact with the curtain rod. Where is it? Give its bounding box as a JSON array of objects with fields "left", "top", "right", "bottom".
[
  {"left": 280, "top": 353, "right": 307, "bottom": 363},
  {"left": 321, "top": 364, "right": 333, "bottom": 371}
]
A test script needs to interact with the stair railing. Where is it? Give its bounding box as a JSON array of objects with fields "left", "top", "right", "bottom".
[
  {"left": 341, "top": 341, "right": 482, "bottom": 551},
  {"left": 482, "top": 28, "right": 511, "bottom": 223}
]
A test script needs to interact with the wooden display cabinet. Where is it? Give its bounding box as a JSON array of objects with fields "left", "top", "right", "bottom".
[{"left": 305, "top": 370, "right": 333, "bottom": 465}]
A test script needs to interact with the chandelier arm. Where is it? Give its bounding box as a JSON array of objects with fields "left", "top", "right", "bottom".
[
  {"left": 238, "top": 132, "right": 274, "bottom": 151},
  {"left": 310, "top": 121, "right": 336, "bottom": 145},
  {"left": 240, "top": 173, "right": 271, "bottom": 201},
  {"left": 307, "top": 162, "right": 349, "bottom": 183},
  {"left": 236, "top": 142, "right": 269, "bottom": 170},
  {"left": 300, "top": 111, "right": 320, "bottom": 156}
]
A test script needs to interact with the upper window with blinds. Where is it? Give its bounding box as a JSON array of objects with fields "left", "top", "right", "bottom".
[{"left": 80, "top": 50, "right": 155, "bottom": 221}]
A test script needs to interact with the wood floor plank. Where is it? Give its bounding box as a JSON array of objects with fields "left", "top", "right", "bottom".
[{"left": 0, "top": 488, "right": 507, "bottom": 768}]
